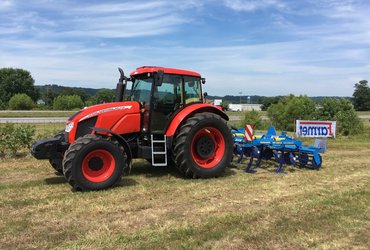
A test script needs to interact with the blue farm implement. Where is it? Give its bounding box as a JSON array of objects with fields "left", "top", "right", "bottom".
[{"left": 232, "top": 126, "right": 325, "bottom": 174}]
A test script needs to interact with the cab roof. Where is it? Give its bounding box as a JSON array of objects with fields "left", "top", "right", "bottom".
[{"left": 130, "top": 66, "right": 201, "bottom": 78}]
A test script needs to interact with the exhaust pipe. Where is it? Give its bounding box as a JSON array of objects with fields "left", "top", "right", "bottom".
[{"left": 115, "top": 67, "right": 126, "bottom": 102}]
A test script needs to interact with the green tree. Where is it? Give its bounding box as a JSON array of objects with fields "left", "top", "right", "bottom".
[
  {"left": 0, "top": 68, "right": 39, "bottom": 104},
  {"left": 0, "top": 99, "right": 5, "bottom": 110},
  {"left": 59, "top": 87, "right": 90, "bottom": 102},
  {"left": 96, "top": 88, "right": 115, "bottom": 103},
  {"left": 316, "top": 99, "right": 363, "bottom": 136},
  {"left": 261, "top": 96, "right": 281, "bottom": 111},
  {"left": 267, "top": 95, "right": 316, "bottom": 131},
  {"left": 8, "top": 94, "right": 35, "bottom": 110},
  {"left": 352, "top": 80, "right": 370, "bottom": 111},
  {"left": 84, "top": 96, "right": 98, "bottom": 106},
  {"left": 53, "top": 95, "right": 84, "bottom": 110},
  {"left": 39, "top": 86, "right": 58, "bottom": 107}
]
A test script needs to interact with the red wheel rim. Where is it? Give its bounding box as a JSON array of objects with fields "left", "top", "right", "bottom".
[
  {"left": 82, "top": 149, "right": 115, "bottom": 183},
  {"left": 191, "top": 127, "right": 225, "bottom": 169}
]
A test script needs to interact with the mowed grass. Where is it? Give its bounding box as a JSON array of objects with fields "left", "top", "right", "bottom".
[
  {"left": 357, "top": 111, "right": 370, "bottom": 116},
  {"left": 0, "top": 111, "right": 75, "bottom": 118},
  {"left": 1, "top": 129, "right": 370, "bottom": 249}
]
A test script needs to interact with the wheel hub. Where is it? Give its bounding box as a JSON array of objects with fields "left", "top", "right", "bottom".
[
  {"left": 88, "top": 157, "right": 104, "bottom": 171},
  {"left": 196, "top": 136, "right": 215, "bottom": 159}
]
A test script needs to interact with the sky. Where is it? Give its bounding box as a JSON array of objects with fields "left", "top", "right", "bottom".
[{"left": 1, "top": 0, "right": 370, "bottom": 97}]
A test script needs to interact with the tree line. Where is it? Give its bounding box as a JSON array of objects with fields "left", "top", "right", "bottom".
[
  {"left": 0, "top": 68, "right": 115, "bottom": 110},
  {"left": 0, "top": 68, "right": 369, "bottom": 111}
]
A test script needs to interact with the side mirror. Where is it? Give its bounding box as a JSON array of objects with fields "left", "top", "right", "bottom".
[
  {"left": 201, "top": 78, "right": 206, "bottom": 84},
  {"left": 155, "top": 70, "right": 164, "bottom": 86},
  {"left": 203, "top": 92, "right": 208, "bottom": 98}
]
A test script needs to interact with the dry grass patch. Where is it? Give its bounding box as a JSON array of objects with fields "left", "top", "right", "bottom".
[{"left": 0, "top": 137, "right": 369, "bottom": 249}]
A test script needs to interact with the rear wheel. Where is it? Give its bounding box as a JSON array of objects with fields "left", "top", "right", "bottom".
[
  {"left": 173, "top": 112, "right": 233, "bottom": 178},
  {"left": 63, "top": 134, "right": 126, "bottom": 191}
]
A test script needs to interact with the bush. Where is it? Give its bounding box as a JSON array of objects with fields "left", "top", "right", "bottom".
[
  {"left": 316, "top": 99, "right": 363, "bottom": 136},
  {"left": 221, "top": 101, "right": 230, "bottom": 111},
  {"left": 0, "top": 123, "right": 35, "bottom": 157},
  {"left": 240, "top": 110, "right": 264, "bottom": 129},
  {"left": 53, "top": 95, "right": 84, "bottom": 110},
  {"left": 8, "top": 93, "right": 34, "bottom": 110},
  {"left": 267, "top": 95, "right": 316, "bottom": 131}
]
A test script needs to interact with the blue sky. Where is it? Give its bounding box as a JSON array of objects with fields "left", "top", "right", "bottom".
[{"left": 1, "top": 0, "right": 369, "bottom": 96}]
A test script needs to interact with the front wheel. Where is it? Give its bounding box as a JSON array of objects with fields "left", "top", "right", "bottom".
[
  {"left": 173, "top": 112, "right": 233, "bottom": 178},
  {"left": 49, "top": 158, "right": 63, "bottom": 175},
  {"left": 63, "top": 134, "right": 126, "bottom": 191}
]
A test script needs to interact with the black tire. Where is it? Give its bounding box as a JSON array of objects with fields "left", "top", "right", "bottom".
[
  {"left": 62, "top": 134, "right": 126, "bottom": 191},
  {"left": 48, "top": 131, "right": 65, "bottom": 175},
  {"left": 173, "top": 112, "right": 233, "bottom": 178},
  {"left": 49, "top": 158, "right": 63, "bottom": 175}
]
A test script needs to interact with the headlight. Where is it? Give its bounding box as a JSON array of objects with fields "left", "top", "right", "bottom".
[{"left": 65, "top": 122, "right": 74, "bottom": 132}]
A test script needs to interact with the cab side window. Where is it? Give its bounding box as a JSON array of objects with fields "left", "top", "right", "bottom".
[{"left": 184, "top": 76, "right": 202, "bottom": 104}]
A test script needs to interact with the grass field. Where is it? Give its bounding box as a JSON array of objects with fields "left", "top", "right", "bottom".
[
  {"left": 0, "top": 111, "right": 75, "bottom": 118},
  {"left": 1, "top": 124, "right": 369, "bottom": 249},
  {"left": 357, "top": 111, "right": 370, "bottom": 116}
]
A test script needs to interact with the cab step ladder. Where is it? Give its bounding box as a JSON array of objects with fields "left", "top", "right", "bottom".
[{"left": 151, "top": 134, "right": 167, "bottom": 166}]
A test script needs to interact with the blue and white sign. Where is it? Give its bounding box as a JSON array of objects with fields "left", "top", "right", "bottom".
[{"left": 296, "top": 120, "right": 336, "bottom": 138}]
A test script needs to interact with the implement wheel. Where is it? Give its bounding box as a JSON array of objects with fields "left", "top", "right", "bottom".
[
  {"left": 173, "top": 112, "right": 233, "bottom": 178},
  {"left": 63, "top": 134, "right": 126, "bottom": 191}
]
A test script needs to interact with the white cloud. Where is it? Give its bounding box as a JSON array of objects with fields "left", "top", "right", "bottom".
[
  {"left": 1, "top": 37, "right": 368, "bottom": 96},
  {"left": 223, "top": 0, "right": 287, "bottom": 12},
  {"left": 0, "top": 0, "right": 13, "bottom": 11},
  {"left": 1, "top": 0, "right": 369, "bottom": 97},
  {"left": 0, "top": 1, "right": 197, "bottom": 39}
]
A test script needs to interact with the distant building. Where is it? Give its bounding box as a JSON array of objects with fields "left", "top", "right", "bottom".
[
  {"left": 37, "top": 99, "right": 45, "bottom": 105},
  {"left": 214, "top": 99, "right": 222, "bottom": 106},
  {"left": 228, "top": 103, "right": 262, "bottom": 111}
]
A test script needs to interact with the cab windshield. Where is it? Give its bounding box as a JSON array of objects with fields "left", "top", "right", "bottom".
[
  {"left": 128, "top": 74, "right": 203, "bottom": 105},
  {"left": 130, "top": 76, "right": 153, "bottom": 103}
]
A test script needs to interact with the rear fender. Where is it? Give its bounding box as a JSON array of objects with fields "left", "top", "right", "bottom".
[{"left": 165, "top": 103, "right": 229, "bottom": 137}]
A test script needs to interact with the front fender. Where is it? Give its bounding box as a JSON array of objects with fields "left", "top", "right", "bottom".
[{"left": 165, "top": 103, "right": 229, "bottom": 137}]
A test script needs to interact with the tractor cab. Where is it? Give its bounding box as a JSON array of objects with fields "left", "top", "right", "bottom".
[{"left": 121, "top": 66, "right": 205, "bottom": 134}]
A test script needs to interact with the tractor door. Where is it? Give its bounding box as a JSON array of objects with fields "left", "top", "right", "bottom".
[{"left": 150, "top": 74, "right": 183, "bottom": 133}]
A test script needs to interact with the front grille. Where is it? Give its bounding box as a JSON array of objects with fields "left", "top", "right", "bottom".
[{"left": 75, "top": 117, "right": 97, "bottom": 139}]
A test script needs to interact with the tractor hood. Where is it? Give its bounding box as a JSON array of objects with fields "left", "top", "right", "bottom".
[{"left": 65, "top": 101, "right": 141, "bottom": 143}]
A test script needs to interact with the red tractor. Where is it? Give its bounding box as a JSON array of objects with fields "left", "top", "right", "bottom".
[{"left": 32, "top": 66, "right": 233, "bottom": 191}]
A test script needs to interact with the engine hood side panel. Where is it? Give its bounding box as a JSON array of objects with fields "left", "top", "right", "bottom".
[{"left": 67, "top": 101, "right": 141, "bottom": 142}]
